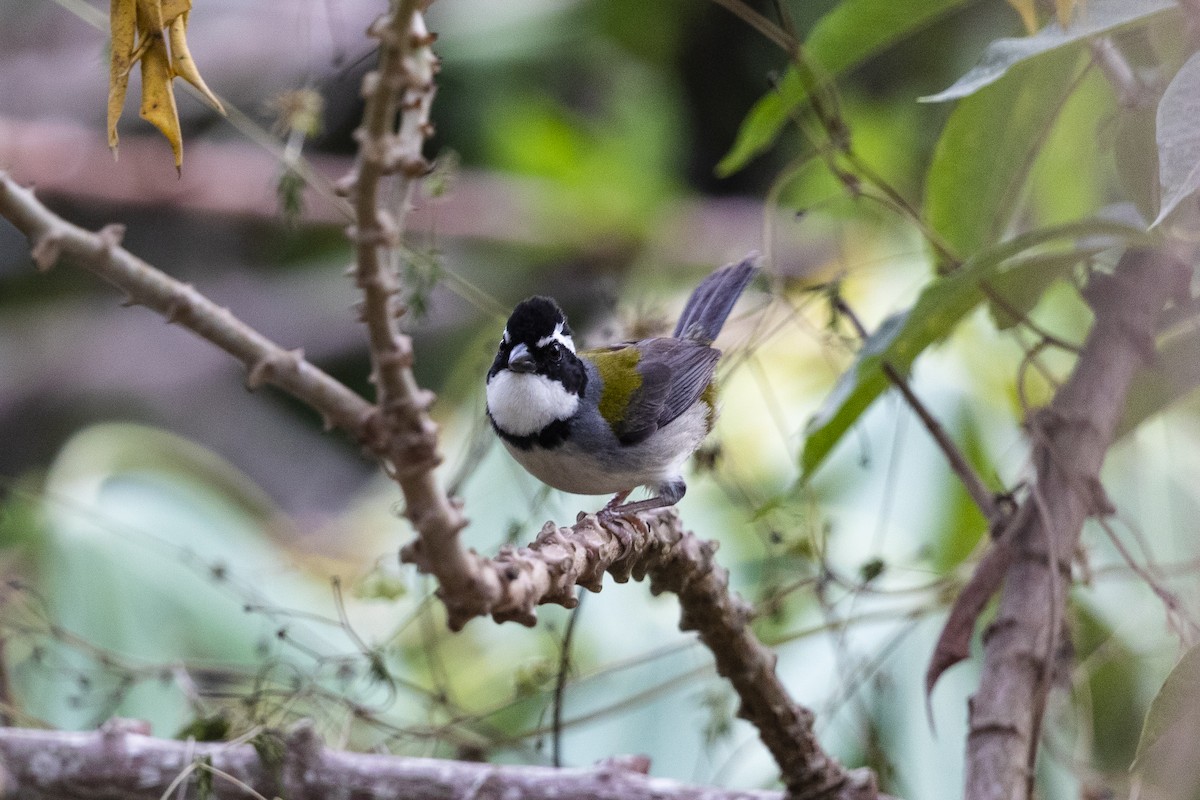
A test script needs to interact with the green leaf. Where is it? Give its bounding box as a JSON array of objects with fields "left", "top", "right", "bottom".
[
  {"left": 1118, "top": 325, "right": 1200, "bottom": 438},
  {"left": 716, "top": 0, "right": 968, "bottom": 176},
  {"left": 1132, "top": 642, "right": 1200, "bottom": 773},
  {"left": 800, "top": 219, "right": 1146, "bottom": 479},
  {"left": 921, "top": 0, "right": 1178, "bottom": 103},
  {"left": 1115, "top": 103, "right": 1160, "bottom": 227},
  {"left": 985, "top": 248, "right": 1100, "bottom": 330},
  {"left": 1153, "top": 50, "right": 1200, "bottom": 227},
  {"left": 924, "top": 48, "right": 1084, "bottom": 263}
]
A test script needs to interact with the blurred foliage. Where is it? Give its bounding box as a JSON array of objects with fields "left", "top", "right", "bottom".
[{"left": 3, "top": 0, "right": 1200, "bottom": 798}]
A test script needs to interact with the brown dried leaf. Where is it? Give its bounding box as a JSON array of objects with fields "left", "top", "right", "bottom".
[
  {"left": 135, "top": 7, "right": 183, "bottom": 169},
  {"left": 925, "top": 530, "right": 1019, "bottom": 703},
  {"left": 169, "top": 11, "right": 224, "bottom": 114},
  {"left": 106, "top": 0, "right": 137, "bottom": 153}
]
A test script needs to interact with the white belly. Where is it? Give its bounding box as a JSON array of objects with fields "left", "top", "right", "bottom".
[{"left": 502, "top": 403, "right": 710, "bottom": 495}]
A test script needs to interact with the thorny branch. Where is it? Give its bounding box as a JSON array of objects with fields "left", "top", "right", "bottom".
[{"left": 334, "top": 1, "right": 479, "bottom": 605}]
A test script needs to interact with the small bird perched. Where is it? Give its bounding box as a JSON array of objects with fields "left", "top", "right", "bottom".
[{"left": 485, "top": 255, "right": 759, "bottom": 518}]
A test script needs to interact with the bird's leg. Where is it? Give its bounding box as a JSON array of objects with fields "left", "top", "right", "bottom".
[
  {"left": 603, "top": 480, "right": 686, "bottom": 518},
  {"left": 600, "top": 490, "right": 633, "bottom": 516}
]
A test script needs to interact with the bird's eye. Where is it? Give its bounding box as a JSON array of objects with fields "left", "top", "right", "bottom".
[{"left": 548, "top": 345, "right": 563, "bottom": 362}]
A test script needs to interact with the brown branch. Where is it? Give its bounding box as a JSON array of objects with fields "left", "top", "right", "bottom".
[
  {"left": 0, "top": 171, "right": 378, "bottom": 446},
  {"left": 0, "top": 721, "right": 787, "bottom": 800},
  {"left": 337, "top": 1, "right": 479, "bottom": 605},
  {"left": 964, "top": 248, "right": 1188, "bottom": 800},
  {"left": 404, "top": 508, "right": 879, "bottom": 798}
]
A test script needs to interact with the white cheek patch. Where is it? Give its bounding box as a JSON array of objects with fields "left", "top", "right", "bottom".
[
  {"left": 536, "top": 322, "right": 575, "bottom": 353},
  {"left": 487, "top": 370, "right": 580, "bottom": 436}
]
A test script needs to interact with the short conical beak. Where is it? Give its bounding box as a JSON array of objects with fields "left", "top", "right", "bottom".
[{"left": 508, "top": 343, "right": 536, "bottom": 373}]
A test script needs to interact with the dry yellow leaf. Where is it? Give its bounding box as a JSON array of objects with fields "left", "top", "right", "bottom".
[
  {"left": 106, "top": 0, "right": 222, "bottom": 169},
  {"left": 160, "top": 0, "right": 190, "bottom": 23},
  {"left": 169, "top": 12, "right": 224, "bottom": 114},
  {"left": 135, "top": 0, "right": 164, "bottom": 33},
  {"left": 107, "top": 0, "right": 137, "bottom": 153},
  {"left": 1006, "top": 0, "right": 1039, "bottom": 33},
  {"left": 136, "top": 4, "right": 183, "bottom": 169}
]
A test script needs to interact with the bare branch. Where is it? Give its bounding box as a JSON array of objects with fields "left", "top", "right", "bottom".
[
  {"left": 0, "top": 171, "right": 377, "bottom": 446},
  {"left": 333, "top": 1, "right": 481, "bottom": 607},
  {"left": 0, "top": 721, "right": 788, "bottom": 800},
  {"left": 964, "top": 248, "right": 1189, "bottom": 800}
]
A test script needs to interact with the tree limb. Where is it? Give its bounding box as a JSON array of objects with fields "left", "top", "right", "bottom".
[
  {"left": 0, "top": 721, "right": 786, "bottom": 800},
  {"left": 964, "top": 248, "right": 1189, "bottom": 800},
  {"left": 337, "top": 0, "right": 480, "bottom": 610},
  {"left": 0, "top": 171, "right": 377, "bottom": 446}
]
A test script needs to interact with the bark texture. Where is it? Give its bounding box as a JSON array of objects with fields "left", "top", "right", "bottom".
[
  {"left": 0, "top": 722, "right": 787, "bottom": 800},
  {"left": 964, "top": 249, "right": 1187, "bottom": 799}
]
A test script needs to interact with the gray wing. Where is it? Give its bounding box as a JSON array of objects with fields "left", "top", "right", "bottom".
[{"left": 613, "top": 338, "right": 718, "bottom": 445}]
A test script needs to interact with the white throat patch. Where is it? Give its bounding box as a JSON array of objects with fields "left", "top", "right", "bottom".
[
  {"left": 487, "top": 370, "right": 579, "bottom": 437},
  {"left": 536, "top": 321, "right": 575, "bottom": 353}
]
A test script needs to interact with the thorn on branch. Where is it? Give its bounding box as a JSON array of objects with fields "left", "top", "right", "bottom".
[
  {"left": 410, "top": 30, "right": 438, "bottom": 48},
  {"left": 31, "top": 233, "right": 63, "bottom": 271},
  {"left": 163, "top": 285, "right": 194, "bottom": 324},
  {"left": 97, "top": 223, "right": 126, "bottom": 250},
  {"left": 246, "top": 349, "right": 306, "bottom": 391}
]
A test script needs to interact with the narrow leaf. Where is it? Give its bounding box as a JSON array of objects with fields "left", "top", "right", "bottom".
[
  {"left": 107, "top": 0, "right": 138, "bottom": 153},
  {"left": 137, "top": 25, "right": 183, "bottom": 169},
  {"left": 924, "top": 48, "right": 1083, "bottom": 262},
  {"left": 1132, "top": 642, "right": 1200, "bottom": 773},
  {"left": 169, "top": 11, "right": 225, "bottom": 114},
  {"left": 1153, "top": 50, "right": 1200, "bottom": 227},
  {"left": 800, "top": 219, "right": 1146, "bottom": 479},
  {"left": 717, "top": 0, "right": 968, "bottom": 176},
  {"left": 921, "top": 0, "right": 1176, "bottom": 103}
]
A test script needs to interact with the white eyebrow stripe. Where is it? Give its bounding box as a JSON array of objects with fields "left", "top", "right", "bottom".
[
  {"left": 502, "top": 328, "right": 511, "bottom": 344},
  {"left": 536, "top": 322, "right": 575, "bottom": 352}
]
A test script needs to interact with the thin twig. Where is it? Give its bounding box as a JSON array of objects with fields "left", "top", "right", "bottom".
[
  {"left": 552, "top": 592, "right": 584, "bottom": 768},
  {"left": 835, "top": 297, "right": 1001, "bottom": 523}
]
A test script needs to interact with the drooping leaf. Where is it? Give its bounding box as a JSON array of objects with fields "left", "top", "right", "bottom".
[
  {"left": 800, "top": 219, "right": 1146, "bottom": 479},
  {"left": 717, "top": 0, "right": 968, "bottom": 176},
  {"left": 921, "top": 0, "right": 1177, "bottom": 103},
  {"left": 106, "top": 0, "right": 223, "bottom": 169},
  {"left": 106, "top": 0, "right": 138, "bottom": 153},
  {"left": 169, "top": 11, "right": 224, "bottom": 114},
  {"left": 1153, "top": 50, "right": 1200, "bottom": 227},
  {"left": 926, "top": 527, "right": 1018, "bottom": 700},
  {"left": 1132, "top": 642, "right": 1200, "bottom": 773},
  {"left": 924, "top": 48, "right": 1084, "bottom": 263},
  {"left": 137, "top": 14, "right": 183, "bottom": 168}
]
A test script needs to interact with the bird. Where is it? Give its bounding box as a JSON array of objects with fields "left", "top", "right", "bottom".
[{"left": 485, "top": 254, "right": 759, "bottom": 518}]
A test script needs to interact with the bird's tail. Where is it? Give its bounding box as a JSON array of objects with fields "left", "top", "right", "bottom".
[{"left": 673, "top": 253, "right": 760, "bottom": 344}]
